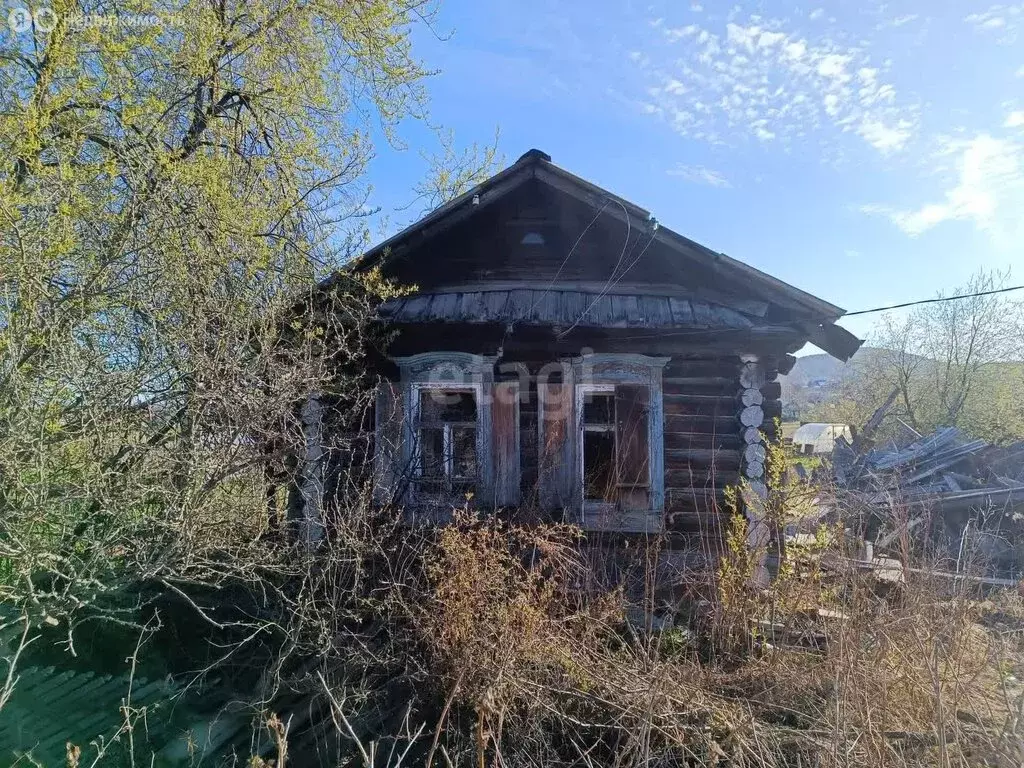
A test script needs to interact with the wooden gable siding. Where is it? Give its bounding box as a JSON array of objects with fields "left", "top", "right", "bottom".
[{"left": 379, "top": 180, "right": 781, "bottom": 318}]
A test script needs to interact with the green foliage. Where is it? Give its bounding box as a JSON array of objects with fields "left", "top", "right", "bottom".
[
  {"left": 0, "top": 0, "right": 436, "bottom": 630},
  {"left": 804, "top": 270, "right": 1024, "bottom": 444}
]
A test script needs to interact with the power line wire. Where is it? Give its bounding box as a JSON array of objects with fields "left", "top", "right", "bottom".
[{"left": 844, "top": 284, "right": 1024, "bottom": 317}]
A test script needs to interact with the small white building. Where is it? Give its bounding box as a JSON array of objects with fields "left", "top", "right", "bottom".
[{"left": 792, "top": 423, "right": 852, "bottom": 455}]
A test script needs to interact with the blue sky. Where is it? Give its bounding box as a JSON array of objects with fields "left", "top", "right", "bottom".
[{"left": 367, "top": 0, "right": 1024, "bottom": 346}]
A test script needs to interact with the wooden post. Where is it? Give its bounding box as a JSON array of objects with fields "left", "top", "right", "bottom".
[
  {"left": 739, "top": 355, "right": 770, "bottom": 587},
  {"left": 299, "top": 395, "right": 326, "bottom": 545}
]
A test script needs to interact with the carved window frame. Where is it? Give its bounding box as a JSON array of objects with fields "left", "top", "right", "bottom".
[
  {"left": 391, "top": 352, "right": 496, "bottom": 506},
  {"left": 570, "top": 353, "right": 669, "bottom": 526}
]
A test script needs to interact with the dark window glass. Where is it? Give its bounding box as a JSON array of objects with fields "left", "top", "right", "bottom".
[
  {"left": 583, "top": 430, "right": 615, "bottom": 501},
  {"left": 420, "top": 389, "right": 476, "bottom": 424},
  {"left": 583, "top": 393, "right": 614, "bottom": 425},
  {"left": 416, "top": 388, "right": 478, "bottom": 492},
  {"left": 451, "top": 427, "right": 477, "bottom": 479},
  {"left": 419, "top": 428, "right": 444, "bottom": 477}
]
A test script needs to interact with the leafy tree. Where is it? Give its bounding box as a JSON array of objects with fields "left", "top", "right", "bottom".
[
  {"left": 0, "top": 0, "right": 435, "bottom": 631},
  {"left": 808, "top": 270, "right": 1024, "bottom": 443}
]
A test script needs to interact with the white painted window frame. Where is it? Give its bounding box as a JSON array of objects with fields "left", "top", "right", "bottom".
[
  {"left": 391, "top": 352, "right": 496, "bottom": 505},
  {"left": 569, "top": 353, "right": 669, "bottom": 527},
  {"left": 410, "top": 380, "right": 484, "bottom": 486}
]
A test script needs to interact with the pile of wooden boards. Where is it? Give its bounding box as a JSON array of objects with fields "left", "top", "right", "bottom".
[
  {"left": 833, "top": 425, "right": 1024, "bottom": 511},
  {"left": 829, "top": 412, "right": 1024, "bottom": 580}
]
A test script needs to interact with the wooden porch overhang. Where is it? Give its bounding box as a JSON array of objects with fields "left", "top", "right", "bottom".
[{"left": 378, "top": 289, "right": 761, "bottom": 330}]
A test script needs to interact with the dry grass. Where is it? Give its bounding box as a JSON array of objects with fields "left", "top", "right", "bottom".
[{"left": 395, "top": 509, "right": 1024, "bottom": 768}]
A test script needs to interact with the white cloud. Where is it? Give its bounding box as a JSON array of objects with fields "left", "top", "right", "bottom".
[
  {"left": 965, "top": 3, "right": 1024, "bottom": 40},
  {"left": 863, "top": 134, "right": 1023, "bottom": 237},
  {"left": 857, "top": 118, "right": 914, "bottom": 152},
  {"left": 630, "top": 14, "right": 917, "bottom": 155},
  {"left": 890, "top": 14, "right": 919, "bottom": 27},
  {"left": 664, "top": 24, "right": 699, "bottom": 41},
  {"left": 809, "top": 8, "right": 825, "bottom": 20},
  {"left": 1017, "top": 65, "right": 1024, "bottom": 77},
  {"left": 667, "top": 163, "right": 732, "bottom": 187},
  {"left": 975, "top": 15, "right": 1005, "bottom": 28},
  {"left": 784, "top": 40, "right": 807, "bottom": 60},
  {"left": 664, "top": 78, "right": 688, "bottom": 95},
  {"left": 1005, "top": 110, "right": 1024, "bottom": 127}
]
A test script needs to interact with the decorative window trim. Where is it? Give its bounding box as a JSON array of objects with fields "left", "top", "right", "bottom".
[
  {"left": 409, "top": 380, "right": 484, "bottom": 483},
  {"left": 392, "top": 353, "right": 496, "bottom": 506},
  {"left": 569, "top": 353, "right": 669, "bottom": 529}
]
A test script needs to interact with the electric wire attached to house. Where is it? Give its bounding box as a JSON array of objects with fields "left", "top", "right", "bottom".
[{"left": 843, "top": 284, "right": 1024, "bottom": 316}]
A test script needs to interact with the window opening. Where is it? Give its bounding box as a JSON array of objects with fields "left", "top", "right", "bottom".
[
  {"left": 582, "top": 391, "right": 616, "bottom": 502},
  {"left": 416, "top": 388, "right": 478, "bottom": 493}
]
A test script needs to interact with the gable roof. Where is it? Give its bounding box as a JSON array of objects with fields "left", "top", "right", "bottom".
[{"left": 343, "top": 149, "right": 862, "bottom": 360}]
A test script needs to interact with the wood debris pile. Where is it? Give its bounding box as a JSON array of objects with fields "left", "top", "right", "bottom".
[{"left": 829, "top": 395, "right": 1024, "bottom": 581}]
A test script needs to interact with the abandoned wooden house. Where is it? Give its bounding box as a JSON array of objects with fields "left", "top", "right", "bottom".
[{"left": 301, "top": 149, "right": 862, "bottom": 560}]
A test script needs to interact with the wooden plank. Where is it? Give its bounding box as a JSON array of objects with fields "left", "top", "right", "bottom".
[
  {"left": 457, "top": 291, "right": 486, "bottom": 322},
  {"left": 556, "top": 290, "right": 587, "bottom": 327},
  {"left": 538, "top": 380, "right": 575, "bottom": 511},
  {"left": 505, "top": 289, "right": 534, "bottom": 322},
  {"left": 668, "top": 297, "right": 693, "bottom": 326},
  {"left": 581, "top": 508, "right": 663, "bottom": 533},
  {"left": 662, "top": 376, "right": 738, "bottom": 395},
  {"left": 691, "top": 301, "right": 716, "bottom": 327},
  {"left": 665, "top": 414, "right": 739, "bottom": 433},
  {"left": 588, "top": 295, "right": 619, "bottom": 327},
  {"left": 664, "top": 397, "right": 734, "bottom": 418},
  {"left": 492, "top": 381, "right": 521, "bottom": 506},
  {"left": 712, "top": 306, "right": 755, "bottom": 328},
  {"left": 663, "top": 358, "right": 740, "bottom": 378},
  {"left": 665, "top": 447, "right": 742, "bottom": 469},
  {"left": 666, "top": 468, "right": 739, "bottom": 489},
  {"left": 610, "top": 294, "right": 645, "bottom": 327},
  {"left": 397, "top": 294, "right": 431, "bottom": 321},
  {"left": 637, "top": 295, "right": 673, "bottom": 326},
  {"left": 427, "top": 281, "right": 769, "bottom": 317},
  {"left": 482, "top": 291, "right": 510, "bottom": 321},
  {"left": 615, "top": 383, "right": 650, "bottom": 490},
  {"left": 535, "top": 289, "right": 561, "bottom": 324},
  {"left": 664, "top": 431, "right": 744, "bottom": 451},
  {"left": 425, "top": 292, "right": 458, "bottom": 321},
  {"left": 374, "top": 382, "right": 406, "bottom": 505}
]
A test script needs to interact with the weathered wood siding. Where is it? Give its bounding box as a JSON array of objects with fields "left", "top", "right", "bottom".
[
  {"left": 661, "top": 354, "right": 781, "bottom": 536},
  {"left": 485, "top": 352, "right": 783, "bottom": 538}
]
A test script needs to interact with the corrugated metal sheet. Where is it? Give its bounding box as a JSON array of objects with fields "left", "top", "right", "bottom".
[
  {"left": 379, "top": 290, "right": 757, "bottom": 330},
  {"left": 0, "top": 665, "right": 180, "bottom": 766}
]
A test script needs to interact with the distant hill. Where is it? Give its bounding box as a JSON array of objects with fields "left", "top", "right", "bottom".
[
  {"left": 779, "top": 348, "right": 889, "bottom": 420},
  {"left": 779, "top": 350, "right": 1024, "bottom": 440},
  {"left": 778, "top": 350, "right": 868, "bottom": 421}
]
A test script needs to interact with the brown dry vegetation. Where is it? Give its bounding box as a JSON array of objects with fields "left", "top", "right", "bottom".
[{"left": 375, "top": 508, "right": 1023, "bottom": 768}]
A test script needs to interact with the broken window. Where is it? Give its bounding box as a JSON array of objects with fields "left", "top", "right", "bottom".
[
  {"left": 582, "top": 391, "right": 616, "bottom": 501},
  {"left": 415, "top": 388, "right": 478, "bottom": 493},
  {"left": 580, "top": 385, "right": 650, "bottom": 510}
]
